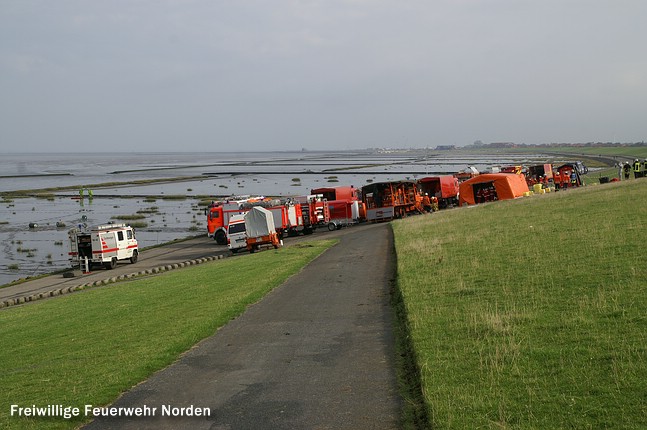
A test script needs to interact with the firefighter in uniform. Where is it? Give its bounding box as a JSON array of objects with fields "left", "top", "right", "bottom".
[
  {"left": 431, "top": 196, "right": 439, "bottom": 212},
  {"left": 623, "top": 163, "right": 631, "bottom": 180},
  {"left": 561, "top": 170, "right": 569, "bottom": 189},
  {"left": 570, "top": 170, "right": 578, "bottom": 187},
  {"left": 422, "top": 193, "right": 432, "bottom": 213},
  {"left": 634, "top": 159, "right": 642, "bottom": 179}
]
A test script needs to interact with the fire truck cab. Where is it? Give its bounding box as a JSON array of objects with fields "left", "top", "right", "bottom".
[{"left": 68, "top": 223, "right": 139, "bottom": 270}]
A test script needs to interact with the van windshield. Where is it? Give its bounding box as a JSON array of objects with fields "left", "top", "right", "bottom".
[{"left": 228, "top": 223, "right": 246, "bottom": 234}]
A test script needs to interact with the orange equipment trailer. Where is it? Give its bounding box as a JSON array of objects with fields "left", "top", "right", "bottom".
[{"left": 361, "top": 181, "right": 423, "bottom": 222}]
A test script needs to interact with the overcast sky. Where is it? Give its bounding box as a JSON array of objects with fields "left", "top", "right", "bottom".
[{"left": 1, "top": 0, "right": 646, "bottom": 152}]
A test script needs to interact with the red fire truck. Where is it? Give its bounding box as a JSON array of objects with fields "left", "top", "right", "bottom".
[
  {"left": 205, "top": 196, "right": 267, "bottom": 245},
  {"left": 206, "top": 196, "right": 319, "bottom": 244},
  {"left": 311, "top": 186, "right": 364, "bottom": 229},
  {"left": 294, "top": 194, "right": 331, "bottom": 233}
]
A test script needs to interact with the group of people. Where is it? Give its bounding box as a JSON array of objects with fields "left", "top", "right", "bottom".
[
  {"left": 526, "top": 170, "right": 579, "bottom": 191},
  {"left": 78, "top": 187, "right": 94, "bottom": 199},
  {"left": 618, "top": 159, "right": 647, "bottom": 180},
  {"left": 552, "top": 170, "right": 579, "bottom": 190},
  {"left": 421, "top": 193, "right": 439, "bottom": 212}
]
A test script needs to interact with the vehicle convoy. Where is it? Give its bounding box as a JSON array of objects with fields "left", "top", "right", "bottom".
[
  {"left": 361, "top": 181, "right": 423, "bottom": 221},
  {"left": 228, "top": 207, "right": 282, "bottom": 253},
  {"left": 207, "top": 195, "right": 330, "bottom": 244},
  {"left": 68, "top": 223, "right": 138, "bottom": 270}
]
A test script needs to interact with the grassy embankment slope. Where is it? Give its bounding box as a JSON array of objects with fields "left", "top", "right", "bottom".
[
  {"left": 393, "top": 180, "right": 646, "bottom": 429},
  {"left": 0, "top": 240, "right": 335, "bottom": 430}
]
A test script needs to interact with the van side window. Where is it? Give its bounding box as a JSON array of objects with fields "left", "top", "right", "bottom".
[
  {"left": 117, "top": 231, "right": 124, "bottom": 241},
  {"left": 127, "top": 230, "right": 133, "bottom": 240}
]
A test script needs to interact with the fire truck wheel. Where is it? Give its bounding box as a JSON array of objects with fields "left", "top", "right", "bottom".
[
  {"left": 104, "top": 258, "right": 117, "bottom": 270},
  {"left": 130, "top": 251, "right": 138, "bottom": 264},
  {"left": 214, "top": 230, "right": 227, "bottom": 245},
  {"left": 327, "top": 222, "right": 337, "bottom": 231}
]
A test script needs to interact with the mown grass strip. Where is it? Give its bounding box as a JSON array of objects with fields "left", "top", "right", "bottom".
[
  {"left": 0, "top": 240, "right": 335, "bottom": 430},
  {"left": 392, "top": 180, "right": 647, "bottom": 429}
]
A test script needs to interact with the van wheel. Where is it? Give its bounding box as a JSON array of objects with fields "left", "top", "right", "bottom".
[
  {"left": 130, "top": 250, "right": 138, "bottom": 264},
  {"left": 215, "top": 230, "right": 227, "bottom": 245},
  {"left": 327, "top": 222, "right": 336, "bottom": 231},
  {"left": 105, "top": 258, "right": 117, "bottom": 270}
]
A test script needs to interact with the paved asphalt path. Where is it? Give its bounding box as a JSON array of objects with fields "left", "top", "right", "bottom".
[{"left": 84, "top": 222, "right": 402, "bottom": 429}]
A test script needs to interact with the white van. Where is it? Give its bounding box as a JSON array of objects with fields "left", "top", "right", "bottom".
[
  {"left": 69, "top": 223, "right": 139, "bottom": 269},
  {"left": 226, "top": 214, "right": 247, "bottom": 253}
]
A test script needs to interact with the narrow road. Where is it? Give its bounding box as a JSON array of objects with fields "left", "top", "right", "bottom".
[{"left": 84, "top": 223, "right": 402, "bottom": 429}]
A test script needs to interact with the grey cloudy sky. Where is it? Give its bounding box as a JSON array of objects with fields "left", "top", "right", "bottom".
[{"left": 1, "top": 0, "right": 645, "bottom": 152}]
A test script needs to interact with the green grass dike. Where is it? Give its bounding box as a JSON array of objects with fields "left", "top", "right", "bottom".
[
  {"left": 392, "top": 179, "right": 646, "bottom": 429},
  {"left": 0, "top": 240, "right": 335, "bottom": 430}
]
